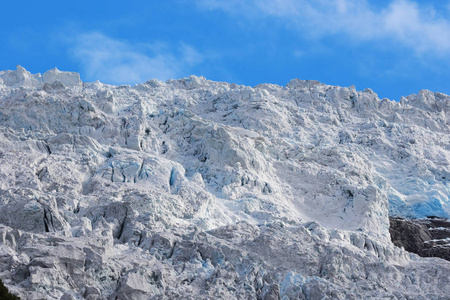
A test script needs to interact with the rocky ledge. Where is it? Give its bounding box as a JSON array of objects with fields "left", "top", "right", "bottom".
[{"left": 390, "top": 217, "right": 450, "bottom": 261}]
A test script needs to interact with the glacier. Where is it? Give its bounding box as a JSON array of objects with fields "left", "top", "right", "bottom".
[{"left": 0, "top": 66, "right": 448, "bottom": 299}]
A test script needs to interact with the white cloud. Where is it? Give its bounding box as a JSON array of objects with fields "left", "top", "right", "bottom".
[
  {"left": 69, "top": 32, "right": 203, "bottom": 84},
  {"left": 197, "top": 0, "right": 450, "bottom": 56}
]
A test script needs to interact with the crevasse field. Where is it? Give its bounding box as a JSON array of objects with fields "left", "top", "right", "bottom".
[{"left": 0, "top": 66, "right": 449, "bottom": 299}]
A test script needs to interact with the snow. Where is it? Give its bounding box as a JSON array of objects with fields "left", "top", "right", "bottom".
[
  {"left": 0, "top": 65, "right": 81, "bottom": 89},
  {"left": 0, "top": 66, "right": 449, "bottom": 299}
]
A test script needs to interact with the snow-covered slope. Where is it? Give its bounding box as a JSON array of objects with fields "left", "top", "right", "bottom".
[{"left": 0, "top": 66, "right": 449, "bottom": 299}]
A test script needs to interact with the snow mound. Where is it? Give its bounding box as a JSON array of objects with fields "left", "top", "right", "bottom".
[{"left": 0, "top": 65, "right": 82, "bottom": 88}]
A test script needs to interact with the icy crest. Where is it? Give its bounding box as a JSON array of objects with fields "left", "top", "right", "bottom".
[
  {"left": 0, "top": 66, "right": 449, "bottom": 299},
  {"left": 0, "top": 65, "right": 82, "bottom": 88}
]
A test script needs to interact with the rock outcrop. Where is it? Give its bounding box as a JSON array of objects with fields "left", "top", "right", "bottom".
[{"left": 390, "top": 217, "right": 450, "bottom": 261}]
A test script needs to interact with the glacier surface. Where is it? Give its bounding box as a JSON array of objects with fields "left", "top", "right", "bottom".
[{"left": 0, "top": 66, "right": 449, "bottom": 299}]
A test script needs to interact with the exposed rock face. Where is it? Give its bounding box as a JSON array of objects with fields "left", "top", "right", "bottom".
[
  {"left": 390, "top": 217, "right": 450, "bottom": 261},
  {"left": 0, "top": 66, "right": 449, "bottom": 299},
  {"left": 389, "top": 217, "right": 433, "bottom": 254}
]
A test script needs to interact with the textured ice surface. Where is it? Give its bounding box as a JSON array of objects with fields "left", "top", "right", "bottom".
[{"left": 0, "top": 66, "right": 449, "bottom": 299}]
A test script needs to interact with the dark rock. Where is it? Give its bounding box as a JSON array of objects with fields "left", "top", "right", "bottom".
[
  {"left": 0, "top": 279, "right": 20, "bottom": 300},
  {"left": 389, "top": 217, "right": 432, "bottom": 253},
  {"left": 389, "top": 217, "right": 450, "bottom": 261}
]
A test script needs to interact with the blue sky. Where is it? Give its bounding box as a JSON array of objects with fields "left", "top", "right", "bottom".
[{"left": 1, "top": 0, "right": 450, "bottom": 100}]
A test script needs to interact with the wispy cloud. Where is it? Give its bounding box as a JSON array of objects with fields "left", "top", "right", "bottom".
[
  {"left": 197, "top": 0, "right": 450, "bottom": 56},
  {"left": 68, "top": 32, "right": 203, "bottom": 84}
]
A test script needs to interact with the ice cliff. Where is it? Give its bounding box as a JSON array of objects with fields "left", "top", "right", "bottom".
[{"left": 0, "top": 66, "right": 449, "bottom": 299}]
